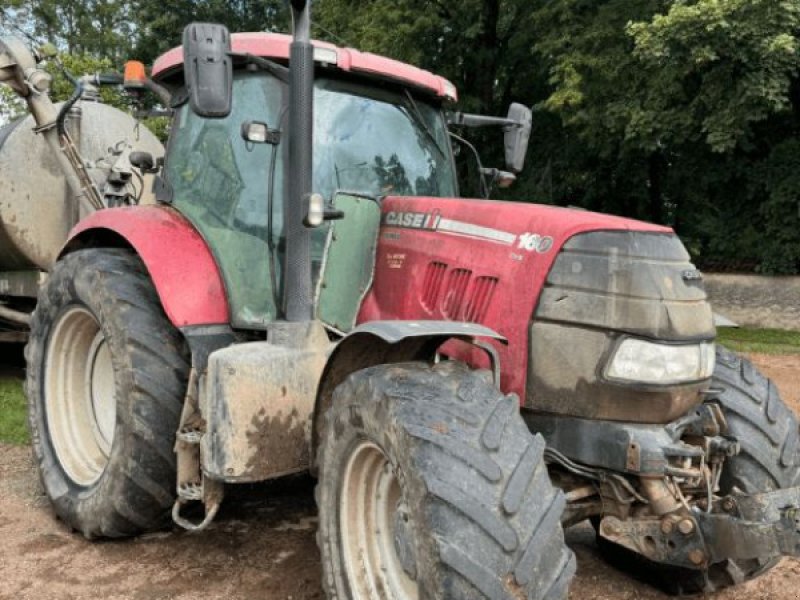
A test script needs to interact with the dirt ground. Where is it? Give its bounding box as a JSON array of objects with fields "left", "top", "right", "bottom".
[{"left": 1, "top": 354, "right": 799, "bottom": 600}]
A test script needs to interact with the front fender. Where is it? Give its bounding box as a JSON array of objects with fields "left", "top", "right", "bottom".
[
  {"left": 62, "top": 206, "right": 229, "bottom": 328},
  {"left": 311, "top": 320, "right": 506, "bottom": 466}
]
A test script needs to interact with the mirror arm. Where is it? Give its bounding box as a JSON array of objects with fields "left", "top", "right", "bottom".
[
  {"left": 142, "top": 78, "right": 172, "bottom": 107},
  {"left": 448, "top": 112, "right": 520, "bottom": 129}
]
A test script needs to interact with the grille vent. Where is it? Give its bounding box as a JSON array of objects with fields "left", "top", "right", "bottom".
[
  {"left": 421, "top": 262, "right": 498, "bottom": 322},
  {"left": 442, "top": 268, "right": 472, "bottom": 318},
  {"left": 463, "top": 276, "right": 498, "bottom": 323},
  {"left": 421, "top": 262, "right": 448, "bottom": 312}
]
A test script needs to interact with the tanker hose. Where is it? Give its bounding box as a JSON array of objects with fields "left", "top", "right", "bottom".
[{"left": 56, "top": 66, "right": 82, "bottom": 138}]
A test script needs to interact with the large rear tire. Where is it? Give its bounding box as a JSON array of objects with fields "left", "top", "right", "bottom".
[
  {"left": 317, "top": 361, "right": 575, "bottom": 599},
  {"left": 594, "top": 346, "right": 800, "bottom": 594},
  {"left": 26, "top": 248, "right": 190, "bottom": 538}
]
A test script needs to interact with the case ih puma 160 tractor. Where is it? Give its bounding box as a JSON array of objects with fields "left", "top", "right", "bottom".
[{"left": 6, "top": 2, "right": 800, "bottom": 598}]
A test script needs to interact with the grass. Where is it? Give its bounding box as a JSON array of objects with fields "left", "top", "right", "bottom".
[
  {"left": 716, "top": 327, "right": 800, "bottom": 356},
  {"left": 0, "top": 375, "right": 28, "bottom": 445}
]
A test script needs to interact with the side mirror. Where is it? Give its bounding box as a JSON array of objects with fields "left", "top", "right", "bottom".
[
  {"left": 130, "top": 151, "right": 157, "bottom": 173},
  {"left": 183, "top": 22, "right": 233, "bottom": 118},
  {"left": 504, "top": 103, "right": 532, "bottom": 174}
]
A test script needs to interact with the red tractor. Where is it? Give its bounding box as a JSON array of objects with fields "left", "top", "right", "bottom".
[{"left": 15, "top": 2, "right": 800, "bottom": 598}]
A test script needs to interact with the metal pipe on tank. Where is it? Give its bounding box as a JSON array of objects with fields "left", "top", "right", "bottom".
[
  {"left": 0, "top": 304, "right": 31, "bottom": 325},
  {"left": 67, "top": 100, "right": 82, "bottom": 149}
]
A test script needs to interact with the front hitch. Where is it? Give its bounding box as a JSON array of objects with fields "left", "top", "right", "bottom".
[
  {"left": 698, "top": 487, "right": 800, "bottom": 562},
  {"left": 599, "top": 486, "right": 800, "bottom": 569}
]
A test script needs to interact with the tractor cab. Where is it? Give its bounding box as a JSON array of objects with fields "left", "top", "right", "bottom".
[{"left": 146, "top": 33, "right": 462, "bottom": 329}]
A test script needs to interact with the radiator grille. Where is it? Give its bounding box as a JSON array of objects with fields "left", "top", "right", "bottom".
[
  {"left": 442, "top": 268, "right": 472, "bottom": 319},
  {"left": 421, "top": 261, "right": 448, "bottom": 312},
  {"left": 463, "top": 276, "right": 498, "bottom": 323}
]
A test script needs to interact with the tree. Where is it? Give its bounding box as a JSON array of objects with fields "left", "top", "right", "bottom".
[
  {"left": 627, "top": 0, "right": 799, "bottom": 152},
  {"left": 1, "top": 0, "right": 136, "bottom": 61},
  {"left": 530, "top": 0, "right": 800, "bottom": 271},
  {"left": 131, "top": 0, "right": 287, "bottom": 64},
  {"left": 624, "top": 0, "right": 800, "bottom": 272}
]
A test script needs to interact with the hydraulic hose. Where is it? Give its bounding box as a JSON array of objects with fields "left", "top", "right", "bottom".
[
  {"left": 56, "top": 68, "right": 82, "bottom": 138},
  {"left": 53, "top": 65, "right": 104, "bottom": 210}
]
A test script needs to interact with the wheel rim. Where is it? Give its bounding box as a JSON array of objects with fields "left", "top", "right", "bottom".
[
  {"left": 340, "top": 440, "right": 419, "bottom": 600},
  {"left": 45, "top": 306, "right": 117, "bottom": 487}
]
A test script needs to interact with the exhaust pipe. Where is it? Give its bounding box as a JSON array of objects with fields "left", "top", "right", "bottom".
[{"left": 284, "top": 0, "right": 315, "bottom": 322}]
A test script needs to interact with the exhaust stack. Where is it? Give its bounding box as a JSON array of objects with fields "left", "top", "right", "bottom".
[{"left": 284, "top": 0, "right": 315, "bottom": 322}]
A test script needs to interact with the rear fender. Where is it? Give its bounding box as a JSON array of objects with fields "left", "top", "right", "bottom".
[
  {"left": 310, "top": 320, "right": 506, "bottom": 467},
  {"left": 61, "top": 206, "right": 229, "bottom": 328}
]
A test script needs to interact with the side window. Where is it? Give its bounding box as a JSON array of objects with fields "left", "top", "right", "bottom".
[{"left": 166, "top": 73, "right": 286, "bottom": 328}]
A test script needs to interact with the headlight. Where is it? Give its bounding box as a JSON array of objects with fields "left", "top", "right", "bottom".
[{"left": 605, "top": 338, "right": 715, "bottom": 385}]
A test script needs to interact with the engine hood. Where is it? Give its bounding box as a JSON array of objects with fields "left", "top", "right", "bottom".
[
  {"left": 378, "top": 195, "right": 673, "bottom": 244},
  {"left": 357, "top": 195, "right": 683, "bottom": 398}
]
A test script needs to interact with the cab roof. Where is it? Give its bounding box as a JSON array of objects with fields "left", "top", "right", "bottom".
[{"left": 151, "top": 32, "right": 458, "bottom": 102}]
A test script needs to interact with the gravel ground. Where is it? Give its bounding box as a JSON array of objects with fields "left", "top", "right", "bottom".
[{"left": 0, "top": 353, "right": 798, "bottom": 600}]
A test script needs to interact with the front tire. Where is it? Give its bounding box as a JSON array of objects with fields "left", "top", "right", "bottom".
[
  {"left": 317, "top": 361, "right": 575, "bottom": 599},
  {"left": 26, "top": 248, "right": 190, "bottom": 538}
]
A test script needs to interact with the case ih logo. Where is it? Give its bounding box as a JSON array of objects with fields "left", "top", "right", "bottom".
[
  {"left": 383, "top": 210, "right": 441, "bottom": 230},
  {"left": 382, "top": 209, "right": 554, "bottom": 252}
]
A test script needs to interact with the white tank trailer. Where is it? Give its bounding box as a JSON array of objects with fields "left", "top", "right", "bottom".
[{"left": 0, "top": 37, "right": 163, "bottom": 340}]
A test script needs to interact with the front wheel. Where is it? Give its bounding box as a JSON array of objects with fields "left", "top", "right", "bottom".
[
  {"left": 316, "top": 361, "right": 575, "bottom": 599},
  {"left": 26, "top": 248, "right": 190, "bottom": 538}
]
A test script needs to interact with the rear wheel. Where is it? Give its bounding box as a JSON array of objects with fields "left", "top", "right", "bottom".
[
  {"left": 317, "top": 361, "right": 575, "bottom": 599},
  {"left": 26, "top": 248, "right": 190, "bottom": 538},
  {"left": 593, "top": 347, "right": 800, "bottom": 594}
]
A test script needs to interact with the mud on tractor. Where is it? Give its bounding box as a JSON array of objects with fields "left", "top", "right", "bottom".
[{"left": 3, "top": 1, "right": 800, "bottom": 598}]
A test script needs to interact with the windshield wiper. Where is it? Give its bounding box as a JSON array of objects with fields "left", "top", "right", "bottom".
[{"left": 400, "top": 89, "right": 447, "bottom": 159}]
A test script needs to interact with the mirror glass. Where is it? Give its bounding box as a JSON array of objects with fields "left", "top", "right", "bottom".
[{"left": 504, "top": 103, "right": 532, "bottom": 173}]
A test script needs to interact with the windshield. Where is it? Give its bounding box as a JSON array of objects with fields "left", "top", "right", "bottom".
[{"left": 313, "top": 78, "right": 457, "bottom": 200}]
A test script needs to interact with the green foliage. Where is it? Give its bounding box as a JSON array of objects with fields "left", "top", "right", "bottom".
[
  {"left": 131, "top": 1, "right": 288, "bottom": 65},
  {"left": 48, "top": 53, "right": 126, "bottom": 106},
  {"left": 717, "top": 327, "right": 800, "bottom": 355},
  {"left": 532, "top": 0, "right": 800, "bottom": 272},
  {"left": 756, "top": 140, "right": 800, "bottom": 274},
  {"left": 0, "top": 86, "right": 26, "bottom": 123},
  {"left": 2, "top": 0, "right": 137, "bottom": 60},
  {"left": 627, "top": 0, "right": 800, "bottom": 152},
  {"left": 142, "top": 116, "right": 170, "bottom": 142},
  {"left": 0, "top": 375, "right": 28, "bottom": 445},
  {"left": 0, "top": 51, "right": 130, "bottom": 124}
]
